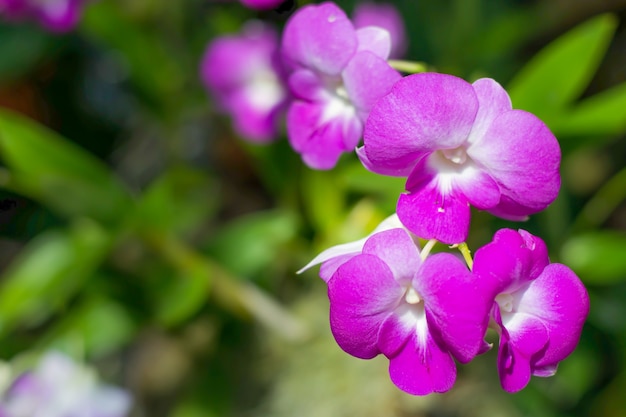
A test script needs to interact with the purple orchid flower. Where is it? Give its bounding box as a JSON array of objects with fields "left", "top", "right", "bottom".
[
  {"left": 473, "top": 229, "right": 589, "bottom": 392},
  {"left": 320, "top": 228, "right": 495, "bottom": 395},
  {"left": 0, "top": 0, "right": 88, "bottom": 32},
  {"left": 201, "top": 21, "right": 289, "bottom": 143},
  {"left": 239, "top": 0, "right": 284, "bottom": 10},
  {"left": 0, "top": 351, "right": 131, "bottom": 417},
  {"left": 281, "top": 1, "right": 401, "bottom": 169},
  {"left": 358, "top": 73, "right": 561, "bottom": 244},
  {"left": 352, "top": 1, "right": 407, "bottom": 59}
]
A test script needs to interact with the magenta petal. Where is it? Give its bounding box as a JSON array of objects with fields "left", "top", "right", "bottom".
[
  {"left": 240, "top": 0, "right": 284, "bottom": 10},
  {"left": 418, "top": 253, "right": 495, "bottom": 363},
  {"left": 328, "top": 254, "right": 404, "bottom": 359},
  {"left": 498, "top": 312, "right": 549, "bottom": 392},
  {"left": 352, "top": 1, "right": 407, "bottom": 59},
  {"left": 388, "top": 332, "right": 456, "bottom": 395},
  {"left": 467, "top": 78, "right": 512, "bottom": 144},
  {"left": 519, "top": 263, "right": 589, "bottom": 367},
  {"left": 343, "top": 51, "right": 401, "bottom": 121},
  {"left": 286, "top": 101, "right": 322, "bottom": 153},
  {"left": 282, "top": 2, "right": 357, "bottom": 75},
  {"left": 362, "top": 73, "right": 478, "bottom": 175},
  {"left": 288, "top": 69, "right": 326, "bottom": 101},
  {"left": 355, "top": 27, "right": 392, "bottom": 59},
  {"left": 397, "top": 181, "right": 470, "bottom": 244},
  {"left": 469, "top": 109, "right": 561, "bottom": 217},
  {"left": 362, "top": 228, "right": 420, "bottom": 285}
]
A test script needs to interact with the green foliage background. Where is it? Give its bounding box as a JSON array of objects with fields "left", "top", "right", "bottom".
[{"left": 0, "top": 0, "right": 625, "bottom": 415}]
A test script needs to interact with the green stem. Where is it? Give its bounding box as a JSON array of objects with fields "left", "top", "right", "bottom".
[
  {"left": 388, "top": 59, "right": 430, "bottom": 74},
  {"left": 456, "top": 242, "right": 474, "bottom": 270},
  {"left": 420, "top": 239, "right": 438, "bottom": 261}
]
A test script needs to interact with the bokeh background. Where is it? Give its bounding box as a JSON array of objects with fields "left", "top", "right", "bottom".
[{"left": 1, "top": 0, "right": 626, "bottom": 415}]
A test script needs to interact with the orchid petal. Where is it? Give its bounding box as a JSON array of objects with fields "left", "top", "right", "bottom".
[
  {"left": 362, "top": 228, "right": 420, "bottom": 285},
  {"left": 518, "top": 263, "right": 589, "bottom": 367},
  {"left": 469, "top": 109, "right": 561, "bottom": 216},
  {"left": 282, "top": 2, "right": 357, "bottom": 75},
  {"left": 397, "top": 181, "right": 470, "bottom": 244},
  {"left": 418, "top": 253, "right": 495, "bottom": 363},
  {"left": 388, "top": 332, "right": 456, "bottom": 395},
  {"left": 328, "top": 254, "right": 404, "bottom": 359},
  {"left": 355, "top": 26, "right": 392, "bottom": 59},
  {"left": 362, "top": 73, "right": 479, "bottom": 175},
  {"left": 342, "top": 51, "right": 401, "bottom": 121}
]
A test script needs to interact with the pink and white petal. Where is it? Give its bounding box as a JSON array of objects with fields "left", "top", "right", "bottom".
[
  {"left": 466, "top": 78, "right": 512, "bottom": 145},
  {"left": 300, "top": 120, "right": 349, "bottom": 169},
  {"left": 487, "top": 195, "right": 531, "bottom": 221},
  {"left": 418, "top": 253, "right": 495, "bottom": 363},
  {"left": 378, "top": 304, "right": 418, "bottom": 357},
  {"left": 497, "top": 312, "right": 549, "bottom": 392},
  {"left": 356, "top": 145, "right": 420, "bottom": 177},
  {"left": 298, "top": 213, "right": 406, "bottom": 278},
  {"left": 517, "top": 263, "right": 589, "bottom": 367},
  {"left": 388, "top": 332, "right": 456, "bottom": 395},
  {"left": 362, "top": 73, "right": 479, "bottom": 174},
  {"left": 362, "top": 228, "right": 420, "bottom": 285},
  {"left": 227, "top": 90, "right": 280, "bottom": 142},
  {"left": 342, "top": 51, "right": 402, "bottom": 120},
  {"left": 533, "top": 364, "right": 558, "bottom": 377},
  {"left": 286, "top": 101, "right": 322, "bottom": 153},
  {"left": 452, "top": 165, "right": 501, "bottom": 210},
  {"left": 352, "top": 2, "right": 407, "bottom": 59},
  {"left": 329, "top": 254, "right": 404, "bottom": 359},
  {"left": 355, "top": 26, "right": 392, "bottom": 59},
  {"left": 281, "top": 2, "right": 357, "bottom": 75},
  {"left": 397, "top": 181, "right": 470, "bottom": 244},
  {"left": 468, "top": 110, "right": 561, "bottom": 216},
  {"left": 288, "top": 69, "right": 327, "bottom": 101}
]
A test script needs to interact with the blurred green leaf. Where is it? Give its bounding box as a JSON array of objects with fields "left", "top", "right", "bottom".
[
  {"left": 561, "top": 231, "right": 626, "bottom": 285},
  {"left": 0, "top": 109, "right": 132, "bottom": 225},
  {"left": 154, "top": 267, "right": 210, "bottom": 328},
  {"left": 0, "top": 220, "right": 112, "bottom": 335},
  {"left": 0, "top": 26, "right": 59, "bottom": 82},
  {"left": 204, "top": 210, "right": 299, "bottom": 277},
  {"left": 302, "top": 169, "right": 345, "bottom": 236},
  {"left": 550, "top": 81, "right": 626, "bottom": 138},
  {"left": 41, "top": 296, "right": 136, "bottom": 358},
  {"left": 136, "top": 167, "right": 218, "bottom": 236},
  {"left": 81, "top": 1, "right": 184, "bottom": 110},
  {"left": 508, "top": 14, "right": 617, "bottom": 117}
]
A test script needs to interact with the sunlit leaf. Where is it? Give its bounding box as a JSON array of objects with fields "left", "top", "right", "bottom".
[
  {"left": 508, "top": 14, "right": 617, "bottom": 117},
  {"left": 561, "top": 231, "right": 626, "bottom": 285},
  {"left": 0, "top": 220, "right": 112, "bottom": 335}
]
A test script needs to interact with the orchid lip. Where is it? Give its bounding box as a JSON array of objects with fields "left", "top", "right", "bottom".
[{"left": 496, "top": 293, "right": 514, "bottom": 313}]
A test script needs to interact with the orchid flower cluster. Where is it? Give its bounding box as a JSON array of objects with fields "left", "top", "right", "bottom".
[
  {"left": 0, "top": 351, "right": 131, "bottom": 417},
  {"left": 207, "top": 0, "right": 589, "bottom": 396},
  {"left": 0, "top": 0, "right": 90, "bottom": 32}
]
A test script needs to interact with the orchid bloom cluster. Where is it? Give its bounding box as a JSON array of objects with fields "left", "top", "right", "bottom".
[
  {"left": 0, "top": 351, "right": 131, "bottom": 417},
  {"left": 301, "top": 216, "right": 589, "bottom": 395},
  {"left": 201, "top": 1, "right": 406, "bottom": 166},
  {"left": 0, "top": 0, "right": 89, "bottom": 32},
  {"left": 203, "top": 0, "right": 589, "bottom": 395}
]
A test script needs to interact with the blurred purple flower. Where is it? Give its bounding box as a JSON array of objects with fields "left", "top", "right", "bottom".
[
  {"left": 352, "top": 1, "right": 407, "bottom": 59},
  {"left": 201, "top": 21, "right": 289, "bottom": 143},
  {"left": 359, "top": 73, "right": 561, "bottom": 244},
  {"left": 0, "top": 351, "right": 131, "bottom": 417},
  {"left": 0, "top": 0, "right": 89, "bottom": 32},
  {"left": 473, "top": 229, "right": 589, "bottom": 392},
  {"left": 324, "top": 228, "right": 495, "bottom": 395},
  {"left": 281, "top": 1, "right": 401, "bottom": 169}
]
